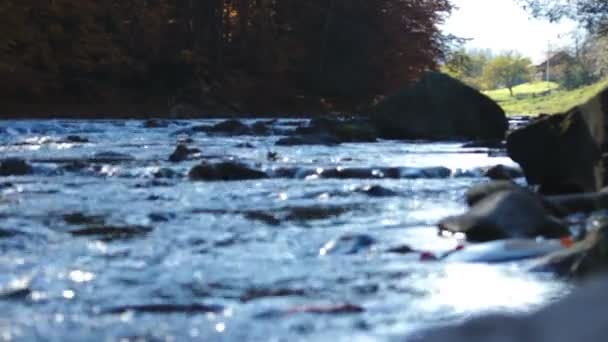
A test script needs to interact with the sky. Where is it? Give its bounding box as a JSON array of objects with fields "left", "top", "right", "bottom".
[{"left": 441, "top": 0, "right": 579, "bottom": 63}]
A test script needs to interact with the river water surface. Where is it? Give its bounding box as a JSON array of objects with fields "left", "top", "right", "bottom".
[{"left": 0, "top": 119, "right": 569, "bottom": 341}]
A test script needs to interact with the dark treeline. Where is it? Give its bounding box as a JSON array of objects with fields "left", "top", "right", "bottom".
[{"left": 0, "top": 0, "right": 452, "bottom": 116}]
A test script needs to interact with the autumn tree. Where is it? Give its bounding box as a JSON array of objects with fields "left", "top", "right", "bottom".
[{"left": 0, "top": 0, "right": 456, "bottom": 115}]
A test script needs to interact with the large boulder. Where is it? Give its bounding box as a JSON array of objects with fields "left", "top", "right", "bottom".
[
  {"left": 370, "top": 72, "right": 508, "bottom": 140},
  {"left": 438, "top": 189, "right": 568, "bottom": 242},
  {"left": 507, "top": 86, "right": 607, "bottom": 195}
]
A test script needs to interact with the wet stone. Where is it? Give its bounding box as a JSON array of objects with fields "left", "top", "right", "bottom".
[
  {"left": 63, "top": 213, "right": 106, "bottom": 225},
  {"left": 0, "top": 158, "right": 33, "bottom": 176},
  {"left": 275, "top": 134, "right": 341, "bottom": 146},
  {"left": 143, "top": 119, "right": 170, "bottom": 128},
  {"left": 208, "top": 119, "right": 252, "bottom": 135},
  {"left": 90, "top": 152, "right": 135, "bottom": 163},
  {"left": 168, "top": 145, "right": 201, "bottom": 163},
  {"left": 240, "top": 288, "right": 308, "bottom": 302},
  {"left": 386, "top": 245, "right": 414, "bottom": 254},
  {"left": 244, "top": 211, "right": 281, "bottom": 226},
  {"left": 355, "top": 185, "right": 398, "bottom": 197},
  {"left": 69, "top": 225, "right": 152, "bottom": 241},
  {"left": 284, "top": 205, "right": 351, "bottom": 221},
  {"left": 0, "top": 228, "right": 21, "bottom": 239},
  {"left": 148, "top": 212, "right": 176, "bottom": 222},
  {"left": 189, "top": 162, "right": 267, "bottom": 181},
  {"left": 64, "top": 135, "right": 89, "bottom": 143},
  {"left": 153, "top": 168, "right": 181, "bottom": 179},
  {"left": 105, "top": 303, "right": 224, "bottom": 315}
]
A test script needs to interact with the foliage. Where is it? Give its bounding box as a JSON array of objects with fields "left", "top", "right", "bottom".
[
  {"left": 518, "top": 0, "right": 608, "bottom": 34},
  {"left": 484, "top": 79, "right": 608, "bottom": 115},
  {"left": 481, "top": 52, "right": 533, "bottom": 96},
  {"left": 0, "top": 0, "right": 453, "bottom": 113},
  {"left": 441, "top": 48, "right": 493, "bottom": 89}
]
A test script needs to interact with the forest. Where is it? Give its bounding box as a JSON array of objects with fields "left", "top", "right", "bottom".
[{"left": 0, "top": 0, "right": 453, "bottom": 117}]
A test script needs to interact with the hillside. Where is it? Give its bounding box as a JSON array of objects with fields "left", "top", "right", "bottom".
[{"left": 484, "top": 80, "right": 608, "bottom": 115}]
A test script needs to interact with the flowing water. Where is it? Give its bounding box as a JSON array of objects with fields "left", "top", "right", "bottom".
[{"left": 0, "top": 119, "right": 569, "bottom": 341}]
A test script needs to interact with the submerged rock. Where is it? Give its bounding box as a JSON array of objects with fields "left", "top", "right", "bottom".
[
  {"left": 271, "top": 166, "right": 451, "bottom": 180},
  {"left": 243, "top": 211, "right": 281, "bottom": 226},
  {"left": 69, "top": 225, "right": 152, "bottom": 241},
  {"left": 189, "top": 162, "right": 267, "bottom": 181},
  {"left": 284, "top": 205, "right": 351, "bottom": 221},
  {"left": 64, "top": 135, "right": 89, "bottom": 143},
  {"left": 90, "top": 152, "right": 135, "bottom": 163},
  {"left": 106, "top": 303, "right": 224, "bottom": 314},
  {"left": 275, "top": 134, "right": 341, "bottom": 146},
  {"left": 208, "top": 119, "right": 251, "bottom": 135},
  {"left": 153, "top": 168, "right": 182, "bottom": 179},
  {"left": 168, "top": 145, "right": 201, "bottom": 163},
  {"left": 0, "top": 158, "right": 33, "bottom": 176},
  {"left": 355, "top": 185, "right": 398, "bottom": 197},
  {"left": 439, "top": 189, "right": 568, "bottom": 242},
  {"left": 143, "top": 119, "right": 170, "bottom": 128},
  {"left": 371, "top": 72, "right": 508, "bottom": 140},
  {"left": 319, "top": 234, "right": 377, "bottom": 255}
]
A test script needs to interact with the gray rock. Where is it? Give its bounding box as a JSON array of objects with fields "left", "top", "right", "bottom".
[{"left": 439, "top": 189, "right": 568, "bottom": 242}]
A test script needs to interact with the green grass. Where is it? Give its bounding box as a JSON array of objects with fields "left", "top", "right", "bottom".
[{"left": 484, "top": 79, "right": 608, "bottom": 115}]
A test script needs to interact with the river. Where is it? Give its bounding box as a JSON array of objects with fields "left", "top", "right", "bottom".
[{"left": 0, "top": 119, "right": 569, "bottom": 341}]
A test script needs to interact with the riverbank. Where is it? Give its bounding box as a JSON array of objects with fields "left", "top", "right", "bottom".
[{"left": 484, "top": 79, "right": 608, "bottom": 115}]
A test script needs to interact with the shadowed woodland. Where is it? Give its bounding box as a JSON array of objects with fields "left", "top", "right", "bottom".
[{"left": 0, "top": 0, "right": 452, "bottom": 116}]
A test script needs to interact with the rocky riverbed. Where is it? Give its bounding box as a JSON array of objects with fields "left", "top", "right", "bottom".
[{"left": 0, "top": 118, "right": 578, "bottom": 341}]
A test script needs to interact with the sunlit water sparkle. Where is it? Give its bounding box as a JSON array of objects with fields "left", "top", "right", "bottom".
[{"left": 0, "top": 119, "right": 570, "bottom": 341}]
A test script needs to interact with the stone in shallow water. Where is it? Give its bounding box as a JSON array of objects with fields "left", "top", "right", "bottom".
[
  {"left": 189, "top": 162, "right": 267, "bottom": 181},
  {"left": 69, "top": 225, "right": 152, "bottom": 241},
  {"left": 168, "top": 145, "right": 201, "bottom": 163},
  {"left": 0, "top": 158, "right": 33, "bottom": 176},
  {"left": 63, "top": 212, "right": 105, "bottom": 225},
  {"left": 90, "top": 152, "right": 135, "bottom": 163},
  {"left": 105, "top": 303, "right": 224, "bottom": 314},
  {"left": 240, "top": 288, "right": 308, "bottom": 302},
  {"left": 355, "top": 185, "right": 398, "bottom": 197},
  {"left": 439, "top": 189, "right": 568, "bottom": 242}
]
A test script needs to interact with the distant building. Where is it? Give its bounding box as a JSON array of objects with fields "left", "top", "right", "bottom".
[{"left": 535, "top": 51, "right": 575, "bottom": 81}]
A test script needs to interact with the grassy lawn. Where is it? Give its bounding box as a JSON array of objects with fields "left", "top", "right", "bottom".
[{"left": 484, "top": 79, "right": 608, "bottom": 115}]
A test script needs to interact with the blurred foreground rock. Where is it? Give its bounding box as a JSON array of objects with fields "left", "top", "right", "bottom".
[{"left": 410, "top": 276, "right": 608, "bottom": 342}]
